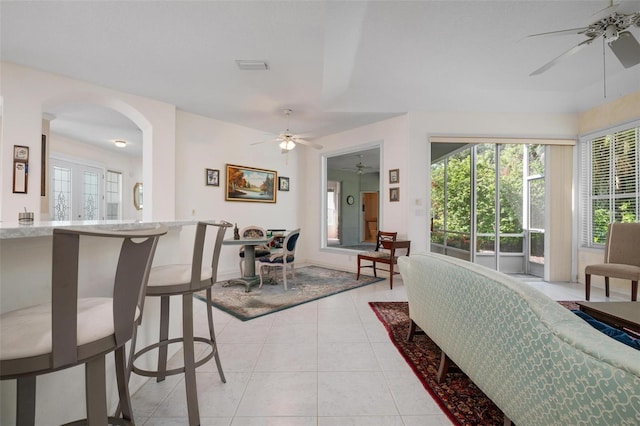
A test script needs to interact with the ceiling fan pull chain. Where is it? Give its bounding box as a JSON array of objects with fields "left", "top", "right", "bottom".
[{"left": 603, "top": 37, "right": 607, "bottom": 99}]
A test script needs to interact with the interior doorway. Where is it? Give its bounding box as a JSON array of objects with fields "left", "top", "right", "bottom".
[{"left": 361, "top": 191, "right": 379, "bottom": 242}]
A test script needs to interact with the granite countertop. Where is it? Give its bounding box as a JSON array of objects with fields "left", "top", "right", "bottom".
[{"left": 0, "top": 220, "right": 196, "bottom": 239}]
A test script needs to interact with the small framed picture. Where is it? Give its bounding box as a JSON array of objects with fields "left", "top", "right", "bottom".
[
  {"left": 14, "top": 145, "right": 29, "bottom": 161},
  {"left": 278, "top": 176, "right": 290, "bottom": 191},
  {"left": 390, "top": 187, "right": 399, "bottom": 202},
  {"left": 389, "top": 169, "right": 399, "bottom": 184},
  {"left": 13, "top": 161, "right": 28, "bottom": 193},
  {"left": 206, "top": 168, "right": 220, "bottom": 186}
]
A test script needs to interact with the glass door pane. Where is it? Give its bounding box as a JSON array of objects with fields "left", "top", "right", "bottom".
[
  {"left": 498, "top": 145, "right": 525, "bottom": 273},
  {"left": 528, "top": 177, "right": 545, "bottom": 275},
  {"left": 52, "top": 165, "right": 72, "bottom": 221},
  {"left": 475, "top": 144, "right": 496, "bottom": 269},
  {"left": 82, "top": 170, "right": 100, "bottom": 220}
]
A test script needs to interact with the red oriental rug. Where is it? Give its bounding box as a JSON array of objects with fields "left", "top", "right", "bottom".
[{"left": 369, "top": 301, "right": 578, "bottom": 425}]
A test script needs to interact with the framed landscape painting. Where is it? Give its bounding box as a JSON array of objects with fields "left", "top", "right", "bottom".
[{"left": 225, "top": 164, "right": 277, "bottom": 203}]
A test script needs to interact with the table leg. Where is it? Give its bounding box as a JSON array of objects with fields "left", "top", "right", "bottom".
[{"left": 225, "top": 244, "right": 260, "bottom": 292}]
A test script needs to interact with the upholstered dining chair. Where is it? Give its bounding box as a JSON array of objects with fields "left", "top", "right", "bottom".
[
  {"left": 0, "top": 225, "right": 167, "bottom": 426},
  {"left": 585, "top": 222, "right": 640, "bottom": 301},
  {"left": 258, "top": 228, "right": 301, "bottom": 291},
  {"left": 238, "top": 225, "right": 271, "bottom": 276},
  {"left": 129, "top": 220, "right": 230, "bottom": 426},
  {"left": 357, "top": 231, "right": 411, "bottom": 289}
]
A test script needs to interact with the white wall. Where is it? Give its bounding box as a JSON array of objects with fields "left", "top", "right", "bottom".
[
  {"left": 175, "top": 110, "right": 302, "bottom": 279},
  {"left": 0, "top": 62, "right": 176, "bottom": 222},
  {"left": 300, "top": 115, "right": 410, "bottom": 272},
  {"left": 301, "top": 111, "right": 579, "bottom": 276}
]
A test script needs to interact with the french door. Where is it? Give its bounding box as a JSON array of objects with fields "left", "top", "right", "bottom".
[{"left": 50, "top": 158, "right": 103, "bottom": 221}]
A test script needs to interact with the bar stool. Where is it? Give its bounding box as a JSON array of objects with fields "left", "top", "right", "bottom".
[
  {"left": 0, "top": 225, "right": 167, "bottom": 425},
  {"left": 129, "top": 221, "right": 231, "bottom": 426}
]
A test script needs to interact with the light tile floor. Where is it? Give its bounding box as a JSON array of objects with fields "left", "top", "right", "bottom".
[{"left": 131, "top": 272, "right": 628, "bottom": 426}]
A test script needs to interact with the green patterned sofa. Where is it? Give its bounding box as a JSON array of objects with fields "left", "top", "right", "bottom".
[{"left": 398, "top": 252, "right": 640, "bottom": 425}]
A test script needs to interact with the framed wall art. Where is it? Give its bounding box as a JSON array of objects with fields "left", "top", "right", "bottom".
[
  {"left": 225, "top": 164, "right": 277, "bottom": 203},
  {"left": 278, "top": 176, "right": 290, "bottom": 191},
  {"left": 389, "top": 168, "right": 399, "bottom": 184},
  {"left": 390, "top": 187, "right": 399, "bottom": 202},
  {"left": 13, "top": 145, "right": 29, "bottom": 194},
  {"left": 206, "top": 168, "right": 220, "bottom": 186}
]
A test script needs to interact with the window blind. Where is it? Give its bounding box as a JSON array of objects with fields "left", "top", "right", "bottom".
[{"left": 579, "top": 124, "right": 639, "bottom": 247}]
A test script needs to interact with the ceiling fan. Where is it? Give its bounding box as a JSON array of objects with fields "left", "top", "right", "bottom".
[
  {"left": 342, "top": 154, "right": 373, "bottom": 174},
  {"left": 251, "top": 109, "right": 323, "bottom": 153},
  {"left": 528, "top": 2, "right": 640, "bottom": 76}
]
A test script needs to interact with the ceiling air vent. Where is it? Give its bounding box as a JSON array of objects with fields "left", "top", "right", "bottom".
[{"left": 235, "top": 60, "right": 269, "bottom": 71}]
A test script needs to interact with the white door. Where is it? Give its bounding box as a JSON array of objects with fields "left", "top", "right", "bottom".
[{"left": 50, "top": 159, "right": 103, "bottom": 221}]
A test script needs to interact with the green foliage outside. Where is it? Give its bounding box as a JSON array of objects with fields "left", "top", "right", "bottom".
[
  {"left": 431, "top": 144, "right": 545, "bottom": 253},
  {"left": 589, "top": 129, "right": 638, "bottom": 245}
]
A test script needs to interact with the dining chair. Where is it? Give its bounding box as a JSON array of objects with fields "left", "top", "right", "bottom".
[
  {"left": 0, "top": 225, "right": 167, "bottom": 425},
  {"left": 357, "top": 231, "right": 411, "bottom": 289},
  {"left": 257, "top": 228, "right": 301, "bottom": 291},
  {"left": 238, "top": 225, "right": 271, "bottom": 276},
  {"left": 129, "top": 220, "right": 230, "bottom": 426}
]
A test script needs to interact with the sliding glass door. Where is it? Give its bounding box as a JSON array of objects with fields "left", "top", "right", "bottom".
[{"left": 431, "top": 143, "right": 545, "bottom": 277}]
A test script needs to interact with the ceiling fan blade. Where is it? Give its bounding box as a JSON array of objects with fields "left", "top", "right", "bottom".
[
  {"left": 293, "top": 138, "right": 324, "bottom": 150},
  {"left": 250, "top": 140, "right": 271, "bottom": 146},
  {"left": 526, "top": 27, "right": 590, "bottom": 38},
  {"left": 530, "top": 37, "right": 597, "bottom": 76},
  {"left": 609, "top": 31, "right": 640, "bottom": 68},
  {"left": 590, "top": 2, "right": 620, "bottom": 21}
]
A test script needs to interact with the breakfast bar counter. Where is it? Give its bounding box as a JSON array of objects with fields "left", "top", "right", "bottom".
[{"left": 0, "top": 219, "right": 197, "bottom": 424}]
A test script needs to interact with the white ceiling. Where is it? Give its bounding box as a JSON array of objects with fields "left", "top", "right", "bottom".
[{"left": 2, "top": 1, "right": 640, "bottom": 158}]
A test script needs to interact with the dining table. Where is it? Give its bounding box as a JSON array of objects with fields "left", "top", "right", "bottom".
[{"left": 222, "top": 236, "right": 273, "bottom": 292}]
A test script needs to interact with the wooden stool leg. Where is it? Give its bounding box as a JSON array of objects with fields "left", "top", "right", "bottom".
[
  {"left": 407, "top": 320, "right": 417, "bottom": 342},
  {"left": 85, "top": 355, "right": 108, "bottom": 425},
  {"left": 585, "top": 274, "right": 591, "bottom": 301},
  {"left": 389, "top": 262, "right": 394, "bottom": 290},
  {"left": 357, "top": 257, "right": 361, "bottom": 280},
  {"left": 206, "top": 288, "right": 226, "bottom": 383},
  {"left": 632, "top": 280, "right": 638, "bottom": 302},
  {"left": 16, "top": 376, "right": 36, "bottom": 426},
  {"left": 182, "top": 294, "right": 200, "bottom": 426},
  {"left": 436, "top": 351, "right": 451, "bottom": 384},
  {"left": 157, "top": 295, "right": 170, "bottom": 382},
  {"left": 605, "top": 277, "right": 610, "bottom": 298}
]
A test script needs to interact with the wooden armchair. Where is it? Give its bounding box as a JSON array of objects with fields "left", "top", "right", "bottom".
[
  {"left": 585, "top": 222, "right": 640, "bottom": 301},
  {"left": 357, "top": 231, "right": 411, "bottom": 289}
]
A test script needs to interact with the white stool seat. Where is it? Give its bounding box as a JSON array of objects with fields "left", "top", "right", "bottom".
[
  {"left": 0, "top": 297, "right": 142, "bottom": 360},
  {"left": 148, "top": 264, "right": 213, "bottom": 287}
]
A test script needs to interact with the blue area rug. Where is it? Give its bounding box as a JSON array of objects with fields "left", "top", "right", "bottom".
[{"left": 196, "top": 265, "right": 384, "bottom": 321}]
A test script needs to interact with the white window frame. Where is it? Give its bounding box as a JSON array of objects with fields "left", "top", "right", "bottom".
[{"left": 579, "top": 120, "right": 640, "bottom": 248}]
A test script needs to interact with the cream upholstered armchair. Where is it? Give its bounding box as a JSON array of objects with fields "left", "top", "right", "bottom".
[{"left": 585, "top": 222, "right": 640, "bottom": 301}]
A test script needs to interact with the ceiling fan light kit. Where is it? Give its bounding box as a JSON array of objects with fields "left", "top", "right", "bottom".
[
  {"left": 250, "top": 108, "right": 323, "bottom": 152},
  {"left": 279, "top": 139, "right": 295, "bottom": 151}
]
